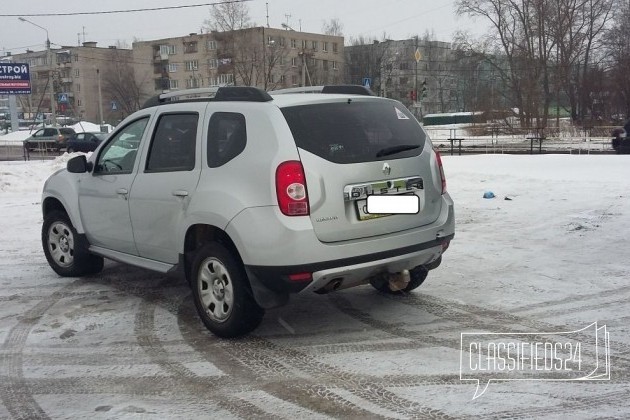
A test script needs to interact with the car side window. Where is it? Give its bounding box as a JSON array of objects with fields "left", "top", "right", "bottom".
[
  {"left": 43, "top": 128, "right": 56, "bottom": 137},
  {"left": 94, "top": 117, "right": 149, "bottom": 175},
  {"left": 207, "top": 112, "right": 246, "bottom": 168},
  {"left": 76, "top": 134, "right": 85, "bottom": 141},
  {"left": 33, "top": 129, "right": 44, "bottom": 138},
  {"left": 146, "top": 113, "right": 198, "bottom": 172}
]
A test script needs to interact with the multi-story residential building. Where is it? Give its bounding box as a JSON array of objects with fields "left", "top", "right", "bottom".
[
  {"left": 6, "top": 42, "right": 133, "bottom": 125},
  {"left": 132, "top": 27, "right": 344, "bottom": 100},
  {"left": 346, "top": 38, "right": 457, "bottom": 116}
]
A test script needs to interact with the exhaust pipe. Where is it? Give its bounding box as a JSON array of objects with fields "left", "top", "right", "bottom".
[{"left": 315, "top": 277, "right": 344, "bottom": 294}]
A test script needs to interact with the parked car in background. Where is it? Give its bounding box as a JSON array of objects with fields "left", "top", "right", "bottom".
[
  {"left": 23, "top": 127, "right": 76, "bottom": 151},
  {"left": 66, "top": 132, "right": 107, "bottom": 153}
]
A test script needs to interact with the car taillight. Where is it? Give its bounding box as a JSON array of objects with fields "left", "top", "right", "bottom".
[
  {"left": 276, "top": 160, "right": 309, "bottom": 216},
  {"left": 434, "top": 149, "right": 447, "bottom": 194}
]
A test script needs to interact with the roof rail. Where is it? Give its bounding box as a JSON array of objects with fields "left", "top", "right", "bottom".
[
  {"left": 269, "top": 84, "right": 375, "bottom": 96},
  {"left": 142, "top": 86, "right": 272, "bottom": 109}
]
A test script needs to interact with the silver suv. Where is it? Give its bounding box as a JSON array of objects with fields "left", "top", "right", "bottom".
[{"left": 41, "top": 86, "right": 455, "bottom": 337}]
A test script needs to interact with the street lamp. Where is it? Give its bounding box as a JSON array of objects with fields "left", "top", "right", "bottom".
[{"left": 18, "top": 17, "right": 56, "bottom": 126}]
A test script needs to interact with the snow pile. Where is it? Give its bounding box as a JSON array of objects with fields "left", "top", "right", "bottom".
[
  {"left": 0, "top": 130, "right": 32, "bottom": 142},
  {"left": 70, "top": 121, "right": 114, "bottom": 133}
]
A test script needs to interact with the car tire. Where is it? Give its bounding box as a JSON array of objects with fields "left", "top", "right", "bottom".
[
  {"left": 370, "top": 265, "right": 428, "bottom": 294},
  {"left": 190, "top": 242, "right": 264, "bottom": 338},
  {"left": 42, "top": 210, "right": 104, "bottom": 277}
]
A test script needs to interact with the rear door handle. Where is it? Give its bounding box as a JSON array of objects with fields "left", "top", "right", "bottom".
[
  {"left": 116, "top": 188, "right": 128, "bottom": 195},
  {"left": 172, "top": 190, "right": 189, "bottom": 197}
]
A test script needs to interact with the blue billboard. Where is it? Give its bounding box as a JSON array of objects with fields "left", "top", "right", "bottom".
[{"left": 0, "top": 63, "right": 32, "bottom": 94}]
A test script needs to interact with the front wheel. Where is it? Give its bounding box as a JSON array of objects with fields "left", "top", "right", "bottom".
[
  {"left": 42, "top": 210, "right": 104, "bottom": 276},
  {"left": 191, "top": 243, "right": 264, "bottom": 338}
]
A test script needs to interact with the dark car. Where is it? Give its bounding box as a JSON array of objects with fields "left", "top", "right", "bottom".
[
  {"left": 23, "top": 127, "right": 76, "bottom": 151},
  {"left": 66, "top": 132, "right": 107, "bottom": 153}
]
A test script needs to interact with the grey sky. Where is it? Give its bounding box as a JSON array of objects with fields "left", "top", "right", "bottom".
[{"left": 1, "top": 0, "right": 487, "bottom": 54}]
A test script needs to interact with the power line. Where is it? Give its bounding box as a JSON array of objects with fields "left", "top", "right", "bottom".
[{"left": 1, "top": 1, "right": 250, "bottom": 17}]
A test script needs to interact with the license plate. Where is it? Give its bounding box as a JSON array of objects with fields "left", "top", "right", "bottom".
[{"left": 356, "top": 199, "right": 391, "bottom": 221}]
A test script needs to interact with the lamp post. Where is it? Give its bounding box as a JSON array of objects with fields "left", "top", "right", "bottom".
[{"left": 18, "top": 17, "right": 56, "bottom": 126}]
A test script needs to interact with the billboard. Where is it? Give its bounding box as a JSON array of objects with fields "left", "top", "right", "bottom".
[{"left": 0, "top": 63, "right": 32, "bottom": 95}]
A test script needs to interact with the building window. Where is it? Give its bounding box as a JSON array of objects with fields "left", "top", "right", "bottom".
[
  {"left": 267, "top": 36, "right": 274, "bottom": 45},
  {"left": 186, "top": 78, "right": 200, "bottom": 88},
  {"left": 77, "top": 99, "right": 82, "bottom": 106},
  {"left": 168, "top": 63, "right": 178, "bottom": 73},
  {"left": 322, "top": 60, "right": 328, "bottom": 71},
  {"left": 280, "top": 74, "right": 286, "bottom": 83},
  {"left": 333, "top": 43, "right": 338, "bottom": 53},
  {"left": 160, "top": 44, "right": 176, "bottom": 55},
  {"left": 73, "top": 69, "right": 79, "bottom": 77},
  {"left": 400, "top": 62, "right": 410, "bottom": 71},
  {"left": 291, "top": 39, "right": 297, "bottom": 48},
  {"left": 311, "top": 41, "right": 318, "bottom": 51},
  {"left": 332, "top": 61, "right": 338, "bottom": 70},
  {"left": 291, "top": 57, "right": 298, "bottom": 67},
  {"left": 74, "top": 54, "right": 79, "bottom": 62},
  {"left": 184, "top": 41, "right": 198, "bottom": 53},
  {"left": 301, "top": 40, "right": 307, "bottom": 49},
  {"left": 399, "top": 77, "right": 408, "bottom": 85},
  {"left": 208, "top": 58, "right": 218, "bottom": 69},
  {"left": 323, "top": 42, "right": 328, "bottom": 52},
  {"left": 291, "top": 75, "right": 298, "bottom": 85},
  {"left": 185, "top": 60, "right": 199, "bottom": 71},
  {"left": 207, "top": 40, "right": 217, "bottom": 50},
  {"left": 279, "top": 37, "right": 286, "bottom": 47},
  {"left": 75, "top": 83, "right": 80, "bottom": 92},
  {"left": 170, "top": 79, "right": 179, "bottom": 89},
  {"left": 218, "top": 73, "right": 234, "bottom": 85}
]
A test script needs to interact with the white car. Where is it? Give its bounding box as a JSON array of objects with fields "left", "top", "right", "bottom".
[{"left": 41, "top": 86, "right": 455, "bottom": 337}]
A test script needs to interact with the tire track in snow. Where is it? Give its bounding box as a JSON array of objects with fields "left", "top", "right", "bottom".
[{"left": 0, "top": 280, "right": 79, "bottom": 420}]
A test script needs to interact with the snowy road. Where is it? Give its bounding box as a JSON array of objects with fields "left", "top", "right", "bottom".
[{"left": 1, "top": 154, "right": 629, "bottom": 419}]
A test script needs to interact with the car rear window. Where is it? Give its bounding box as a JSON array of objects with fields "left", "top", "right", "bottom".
[
  {"left": 281, "top": 101, "right": 426, "bottom": 164},
  {"left": 60, "top": 128, "right": 75, "bottom": 135}
]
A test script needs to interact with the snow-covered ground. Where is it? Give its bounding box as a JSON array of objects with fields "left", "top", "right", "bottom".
[{"left": 0, "top": 154, "right": 629, "bottom": 418}]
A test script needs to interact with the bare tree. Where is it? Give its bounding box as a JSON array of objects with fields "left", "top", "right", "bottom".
[
  {"left": 103, "top": 49, "right": 145, "bottom": 117},
  {"left": 322, "top": 18, "right": 344, "bottom": 36},
  {"left": 204, "top": 1, "right": 252, "bottom": 32}
]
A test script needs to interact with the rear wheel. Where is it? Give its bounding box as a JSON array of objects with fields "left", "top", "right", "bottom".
[
  {"left": 370, "top": 265, "right": 428, "bottom": 294},
  {"left": 191, "top": 243, "right": 264, "bottom": 338},
  {"left": 42, "top": 210, "right": 104, "bottom": 276}
]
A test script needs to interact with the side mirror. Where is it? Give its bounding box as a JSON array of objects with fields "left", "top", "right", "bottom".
[{"left": 67, "top": 155, "right": 93, "bottom": 173}]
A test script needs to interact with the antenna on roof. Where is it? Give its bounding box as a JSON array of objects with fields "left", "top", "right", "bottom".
[
  {"left": 285, "top": 13, "right": 291, "bottom": 28},
  {"left": 266, "top": 2, "right": 270, "bottom": 28}
]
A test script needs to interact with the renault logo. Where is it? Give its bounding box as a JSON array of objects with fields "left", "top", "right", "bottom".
[{"left": 382, "top": 162, "right": 391, "bottom": 175}]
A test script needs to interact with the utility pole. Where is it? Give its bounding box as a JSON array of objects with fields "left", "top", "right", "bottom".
[
  {"left": 97, "top": 68, "right": 104, "bottom": 125},
  {"left": 19, "top": 17, "right": 56, "bottom": 126}
]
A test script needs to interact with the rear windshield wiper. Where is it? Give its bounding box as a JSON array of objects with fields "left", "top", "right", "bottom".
[{"left": 376, "top": 144, "right": 420, "bottom": 158}]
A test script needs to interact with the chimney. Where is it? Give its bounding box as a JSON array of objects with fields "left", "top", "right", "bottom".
[{"left": 82, "top": 41, "right": 97, "bottom": 48}]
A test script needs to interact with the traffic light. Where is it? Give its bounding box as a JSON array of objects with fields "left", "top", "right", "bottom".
[{"left": 421, "top": 79, "right": 427, "bottom": 98}]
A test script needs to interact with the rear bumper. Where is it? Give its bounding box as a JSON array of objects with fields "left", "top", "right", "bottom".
[
  {"left": 245, "top": 234, "right": 451, "bottom": 297},
  {"left": 227, "top": 194, "right": 454, "bottom": 308}
]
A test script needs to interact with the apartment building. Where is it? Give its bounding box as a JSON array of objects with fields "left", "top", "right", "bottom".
[
  {"left": 5, "top": 43, "right": 133, "bottom": 125},
  {"left": 132, "top": 27, "right": 344, "bottom": 100},
  {"left": 346, "top": 38, "right": 457, "bottom": 116}
]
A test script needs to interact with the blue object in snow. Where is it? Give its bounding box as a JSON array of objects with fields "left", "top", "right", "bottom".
[{"left": 483, "top": 191, "right": 496, "bottom": 199}]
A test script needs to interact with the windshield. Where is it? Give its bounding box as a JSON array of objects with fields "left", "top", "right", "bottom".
[{"left": 281, "top": 101, "right": 426, "bottom": 164}]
